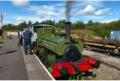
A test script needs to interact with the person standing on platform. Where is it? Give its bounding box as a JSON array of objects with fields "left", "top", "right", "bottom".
[
  {"left": 22, "top": 28, "right": 33, "bottom": 55},
  {"left": 18, "top": 30, "right": 23, "bottom": 46}
]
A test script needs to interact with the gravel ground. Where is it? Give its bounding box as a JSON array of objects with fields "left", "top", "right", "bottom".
[
  {"left": 82, "top": 50, "right": 120, "bottom": 80},
  {"left": 93, "top": 64, "right": 120, "bottom": 80},
  {"left": 83, "top": 50, "right": 120, "bottom": 68}
]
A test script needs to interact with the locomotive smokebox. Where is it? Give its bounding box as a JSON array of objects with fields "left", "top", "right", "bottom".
[{"left": 65, "top": 22, "right": 71, "bottom": 39}]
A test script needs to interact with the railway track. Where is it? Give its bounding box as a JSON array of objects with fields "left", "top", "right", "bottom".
[
  {"left": 83, "top": 50, "right": 120, "bottom": 71},
  {"left": 85, "top": 47, "right": 120, "bottom": 58},
  {"left": 82, "top": 50, "right": 120, "bottom": 80},
  {"left": 93, "top": 64, "right": 120, "bottom": 80},
  {"left": 83, "top": 54, "right": 120, "bottom": 71},
  {"left": 58, "top": 33, "right": 120, "bottom": 55},
  {"left": 79, "top": 38, "right": 120, "bottom": 57}
]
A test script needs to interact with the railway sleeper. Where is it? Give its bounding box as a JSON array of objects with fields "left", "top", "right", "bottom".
[{"left": 85, "top": 46, "right": 120, "bottom": 56}]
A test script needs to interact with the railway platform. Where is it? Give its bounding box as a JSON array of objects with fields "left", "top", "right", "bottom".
[
  {"left": 0, "top": 36, "right": 52, "bottom": 80},
  {"left": 22, "top": 48, "right": 53, "bottom": 80},
  {"left": 0, "top": 36, "right": 28, "bottom": 80}
]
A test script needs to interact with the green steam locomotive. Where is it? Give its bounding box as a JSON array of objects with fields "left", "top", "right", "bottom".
[{"left": 30, "top": 22, "right": 100, "bottom": 80}]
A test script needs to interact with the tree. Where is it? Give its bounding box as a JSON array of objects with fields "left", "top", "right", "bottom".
[
  {"left": 17, "top": 21, "right": 28, "bottom": 30},
  {"left": 28, "top": 20, "right": 32, "bottom": 26},
  {"left": 72, "top": 21, "right": 86, "bottom": 29},
  {"left": 40, "top": 20, "right": 55, "bottom": 25},
  {"left": 3, "top": 24, "right": 16, "bottom": 31},
  {"left": 55, "top": 20, "right": 66, "bottom": 29},
  {"left": 87, "top": 20, "right": 94, "bottom": 26},
  {"left": 2, "top": 18, "right": 120, "bottom": 39}
]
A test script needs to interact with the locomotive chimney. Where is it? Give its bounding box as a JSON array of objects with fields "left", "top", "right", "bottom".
[
  {"left": 65, "top": 22, "right": 71, "bottom": 39},
  {"left": 65, "top": 1, "right": 73, "bottom": 39}
]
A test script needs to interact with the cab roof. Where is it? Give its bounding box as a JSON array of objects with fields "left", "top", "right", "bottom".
[{"left": 33, "top": 24, "right": 52, "bottom": 27}]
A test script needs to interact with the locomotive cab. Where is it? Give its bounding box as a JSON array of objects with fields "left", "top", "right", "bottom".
[{"left": 30, "top": 24, "right": 52, "bottom": 50}]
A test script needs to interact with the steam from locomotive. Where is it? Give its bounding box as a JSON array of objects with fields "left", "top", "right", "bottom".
[
  {"left": 65, "top": 1, "right": 74, "bottom": 38},
  {"left": 65, "top": 0, "right": 74, "bottom": 22}
]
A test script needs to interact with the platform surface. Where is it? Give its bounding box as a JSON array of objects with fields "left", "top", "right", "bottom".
[
  {"left": 0, "top": 36, "right": 52, "bottom": 80},
  {"left": 22, "top": 50, "right": 52, "bottom": 80},
  {"left": 0, "top": 36, "right": 28, "bottom": 80}
]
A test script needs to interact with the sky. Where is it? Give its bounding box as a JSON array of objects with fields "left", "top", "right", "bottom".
[{"left": 0, "top": 0, "right": 120, "bottom": 25}]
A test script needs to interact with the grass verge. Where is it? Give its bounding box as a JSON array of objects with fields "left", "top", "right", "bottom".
[{"left": 0, "top": 37, "right": 7, "bottom": 45}]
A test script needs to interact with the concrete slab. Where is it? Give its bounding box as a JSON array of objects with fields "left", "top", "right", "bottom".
[
  {"left": 0, "top": 36, "right": 28, "bottom": 80},
  {"left": 21, "top": 47, "right": 53, "bottom": 80}
]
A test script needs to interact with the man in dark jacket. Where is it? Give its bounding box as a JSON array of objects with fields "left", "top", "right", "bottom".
[{"left": 23, "top": 28, "right": 33, "bottom": 54}]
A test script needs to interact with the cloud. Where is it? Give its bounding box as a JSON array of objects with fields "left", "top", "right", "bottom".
[
  {"left": 75, "top": 4, "right": 110, "bottom": 17},
  {"left": 85, "top": 15, "right": 102, "bottom": 19},
  {"left": 27, "top": 4, "right": 65, "bottom": 20},
  {"left": 75, "top": 5, "right": 95, "bottom": 16},
  {"left": 11, "top": 0, "right": 30, "bottom": 8},
  {"left": 13, "top": 15, "right": 57, "bottom": 25},
  {"left": 83, "top": 5, "right": 95, "bottom": 14},
  {"left": 14, "top": 16, "right": 41, "bottom": 22},
  {"left": 15, "top": 16, "right": 22, "bottom": 21},
  {"left": 9, "top": 1, "right": 113, "bottom": 24},
  {"left": 29, "top": 5, "right": 54, "bottom": 12},
  {"left": 82, "top": 0, "right": 103, "bottom": 6},
  {"left": 7, "top": 2, "right": 66, "bottom": 25},
  {"left": 28, "top": 5, "right": 57, "bottom": 17},
  {"left": 10, "top": 1, "right": 65, "bottom": 22},
  {"left": 94, "top": 8, "right": 110, "bottom": 16},
  {"left": 101, "top": 19, "right": 119, "bottom": 23}
]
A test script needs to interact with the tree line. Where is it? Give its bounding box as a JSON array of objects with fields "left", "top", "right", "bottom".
[{"left": 2, "top": 19, "right": 120, "bottom": 38}]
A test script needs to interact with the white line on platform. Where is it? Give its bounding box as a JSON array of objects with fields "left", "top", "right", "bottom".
[
  {"left": 21, "top": 46, "right": 55, "bottom": 80},
  {"left": 33, "top": 54, "right": 55, "bottom": 81}
]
